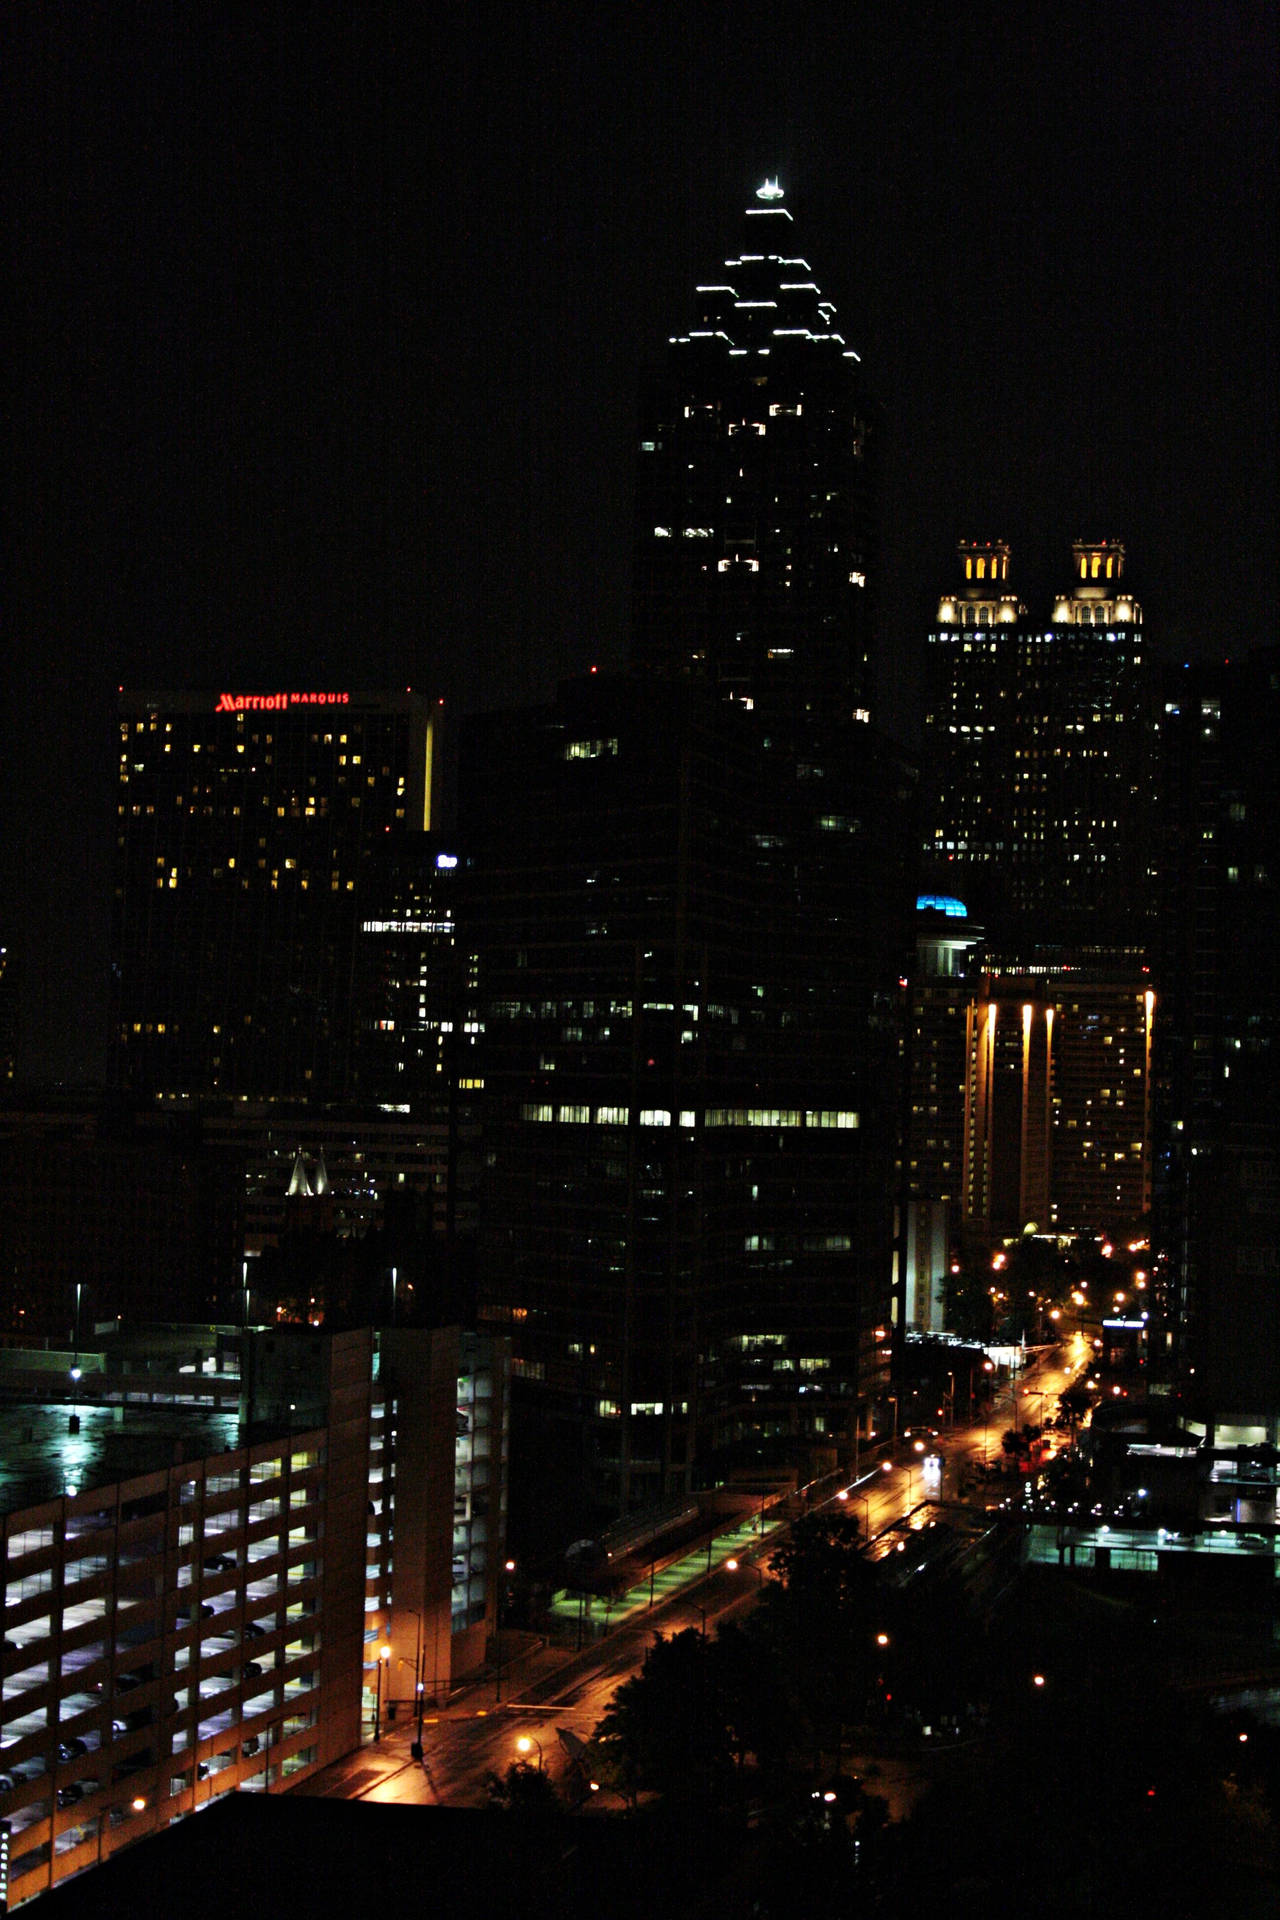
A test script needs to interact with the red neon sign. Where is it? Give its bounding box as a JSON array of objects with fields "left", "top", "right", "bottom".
[{"left": 215, "top": 692, "right": 350, "bottom": 712}]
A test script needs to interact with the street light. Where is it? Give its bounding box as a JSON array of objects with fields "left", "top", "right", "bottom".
[
  {"left": 515, "top": 1732, "right": 543, "bottom": 1770},
  {"left": 494, "top": 1560, "right": 517, "bottom": 1703},
  {"left": 725, "top": 1557, "right": 764, "bottom": 1586},
  {"left": 70, "top": 1281, "right": 84, "bottom": 1389}
]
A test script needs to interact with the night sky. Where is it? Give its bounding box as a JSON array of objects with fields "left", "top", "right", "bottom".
[{"left": 5, "top": 1, "right": 1276, "bottom": 1081}]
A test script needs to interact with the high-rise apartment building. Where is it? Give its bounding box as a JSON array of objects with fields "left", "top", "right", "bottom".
[
  {"left": 961, "top": 972, "right": 1154, "bottom": 1243},
  {"left": 922, "top": 539, "right": 1153, "bottom": 954},
  {"left": 632, "top": 180, "right": 879, "bottom": 731}
]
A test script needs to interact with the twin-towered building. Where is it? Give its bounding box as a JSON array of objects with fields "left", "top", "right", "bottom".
[
  {"left": 923, "top": 537, "right": 1153, "bottom": 959},
  {"left": 905, "top": 537, "right": 1158, "bottom": 1327}
]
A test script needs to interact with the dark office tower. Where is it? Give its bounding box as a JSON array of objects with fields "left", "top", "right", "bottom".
[
  {"left": 632, "top": 180, "right": 879, "bottom": 731},
  {"left": 922, "top": 538, "right": 1153, "bottom": 957},
  {"left": 463, "top": 676, "right": 914, "bottom": 1524},
  {"left": 350, "top": 837, "right": 476, "bottom": 1105},
  {"left": 111, "top": 689, "right": 440, "bottom": 1101},
  {"left": 1154, "top": 649, "right": 1280, "bottom": 1430}
]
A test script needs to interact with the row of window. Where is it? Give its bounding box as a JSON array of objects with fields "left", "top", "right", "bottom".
[{"left": 518, "top": 1104, "right": 859, "bottom": 1131}]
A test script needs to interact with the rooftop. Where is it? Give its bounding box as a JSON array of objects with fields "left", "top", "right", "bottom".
[{"left": 0, "top": 1397, "right": 243, "bottom": 1516}]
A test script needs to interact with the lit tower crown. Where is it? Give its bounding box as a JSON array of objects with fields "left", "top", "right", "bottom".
[
  {"left": 936, "top": 540, "right": 1027, "bottom": 629},
  {"left": 1051, "top": 539, "right": 1141, "bottom": 627},
  {"left": 632, "top": 180, "right": 879, "bottom": 730}
]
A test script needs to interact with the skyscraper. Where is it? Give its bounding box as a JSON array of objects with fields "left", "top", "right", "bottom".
[
  {"left": 108, "top": 689, "right": 476, "bottom": 1316},
  {"left": 632, "top": 180, "right": 879, "bottom": 730},
  {"left": 921, "top": 538, "right": 1153, "bottom": 957},
  {"left": 463, "top": 675, "right": 912, "bottom": 1521},
  {"left": 464, "top": 184, "right": 912, "bottom": 1528},
  {"left": 112, "top": 688, "right": 439, "bottom": 1102},
  {"left": 905, "top": 538, "right": 1158, "bottom": 1312},
  {"left": 1154, "top": 648, "right": 1280, "bottom": 1431}
]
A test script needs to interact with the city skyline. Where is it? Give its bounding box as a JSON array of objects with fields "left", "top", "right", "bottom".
[{"left": 5, "top": 2, "right": 1277, "bottom": 1080}]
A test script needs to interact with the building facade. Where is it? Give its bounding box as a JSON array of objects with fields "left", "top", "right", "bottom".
[
  {"left": 959, "top": 971, "right": 1154, "bottom": 1243},
  {"left": 0, "top": 1322, "right": 509, "bottom": 1910}
]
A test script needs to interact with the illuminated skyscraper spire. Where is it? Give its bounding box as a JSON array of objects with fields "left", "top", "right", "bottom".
[{"left": 632, "top": 180, "right": 879, "bottom": 728}]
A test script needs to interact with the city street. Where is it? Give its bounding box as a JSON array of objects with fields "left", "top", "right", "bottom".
[{"left": 298, "top": 1344, "right": 1081, "bottom": 1810}]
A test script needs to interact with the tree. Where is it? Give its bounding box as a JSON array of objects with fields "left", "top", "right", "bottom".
[
  {"left": 1058, "top": 1381, "right": 1093, "bottom": 1424},
  {"left": 943, "top": 1255, "right": 1000, "bottom": 1342},
  {"left": 592, "top": 1628, "right": 738, "bottom": 1812},
  {"left": 748, "top": 1512, "right": 881, "bottom": 1768},
  {"left": 481, "top": 1758, "right": 561, "bottom": 1815}
]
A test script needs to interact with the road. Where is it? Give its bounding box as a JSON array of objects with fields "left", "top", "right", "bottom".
[{"left": 298, "top": 1342, "right": 1083, "bottom": 1808}]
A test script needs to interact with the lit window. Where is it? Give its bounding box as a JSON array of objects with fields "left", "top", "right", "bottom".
[{"left": 563, "top": 738, "right": 619, "bottom": 761}]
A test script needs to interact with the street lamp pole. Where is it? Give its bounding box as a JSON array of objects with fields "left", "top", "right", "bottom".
[
  {"left": 494, "top": 1559, "right": 516, "bottom": 1703},
  {"left": 725, "top": 1557, "right": 764, "bottom": 1587},
  {"left": 398, "top": 1607, "right": 424, "bottom": 1747},
  {"left": 373, "top": 1643, "right": 389, "bottom": 1741}
]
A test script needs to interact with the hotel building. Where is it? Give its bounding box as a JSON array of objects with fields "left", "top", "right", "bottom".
[{"left": 111, "top": 689, "right": 441, "bottom": 1103}]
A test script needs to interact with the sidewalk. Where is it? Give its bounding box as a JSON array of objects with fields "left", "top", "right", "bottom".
[{"left": 544, "top": 1509, "right": 783, "bottom": 1639}]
